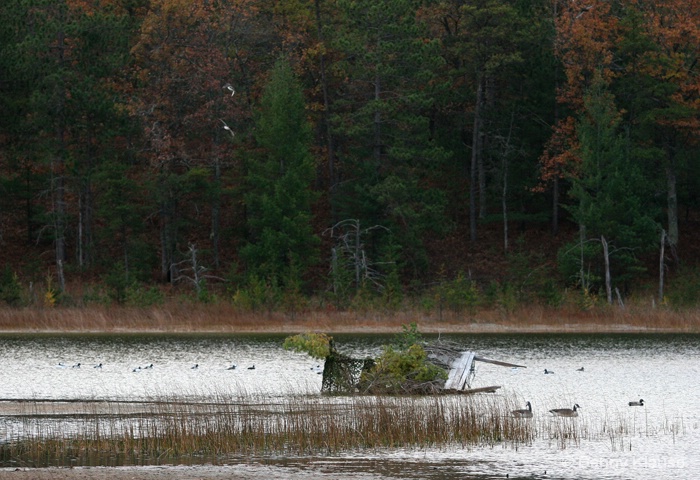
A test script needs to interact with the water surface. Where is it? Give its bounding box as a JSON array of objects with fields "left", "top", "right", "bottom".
[{"left": 0, "top": 332, "right": 697, "bottom": 479}]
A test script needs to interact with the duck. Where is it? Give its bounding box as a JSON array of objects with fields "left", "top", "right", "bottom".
[
  {"left": 512, "top": 401, "right": 533, "bottom": 418},
  {"left": 549, "top": 404, "right": 581, "bottom": 417},
  {"left": 191, "top": 364, "right": 199, "bottom": 370},
  {"left": 227, "top": 364, "right": 237, "bottom": 370},
  {"left": 628, "top": 399, "right": 644, "bottom": 406},
  {"left": 576, "top": 367, "right": 584, "bottom": 372},
  {"left": 247, "top": 365, "right": 255, "bottom": 370},
  {"left": 72, "top": 363, "right": 81, "bottom": 369},
  {"left": 94, "top": 363, "right": 102, "bottom": 369},
  {"left": 544, "top": 369, "right": 554, "bottom": 374}
]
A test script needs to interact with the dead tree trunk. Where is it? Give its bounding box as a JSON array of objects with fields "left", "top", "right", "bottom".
[
  {"left": 601, "top": 235, "right": 612, "bottom": 305},
  {"left": 658, "top": 229, "right": 666, "bottom": 305}
]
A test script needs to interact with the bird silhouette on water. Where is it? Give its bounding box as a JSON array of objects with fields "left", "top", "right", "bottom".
[
  {"left": 512, "top": 401, "right": 533, "bottom": 418},
  {"left": 549, "top": 404, "right": 581, "bottom": 417}
]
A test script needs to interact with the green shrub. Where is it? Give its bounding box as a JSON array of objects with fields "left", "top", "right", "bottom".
[
  {"left": 125, "top": 283, "right": 164, "bottom": 307},
  {"left": 0, "top": 267, "right": 22, "bottom": 306},
  {"left": 435, "top": 272, "right": 480, "bottom": 313},
  {"left": 283, "top": 333, "right": 332, "bottom": 359},
  {"left": 360, "top": 344, "right": 447, "bottom": 393}
]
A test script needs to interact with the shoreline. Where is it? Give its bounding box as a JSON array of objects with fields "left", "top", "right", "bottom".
[
  {"left": 0, "top": 323, "right": 696, "bottom": 335},
  {"left": 1, "top": 305, "right": 698, "bottom": 334}
]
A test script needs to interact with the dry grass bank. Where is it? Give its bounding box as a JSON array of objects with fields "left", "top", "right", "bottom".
[{"left": 0, "top": 302, "right": 698, "bottom": 333}]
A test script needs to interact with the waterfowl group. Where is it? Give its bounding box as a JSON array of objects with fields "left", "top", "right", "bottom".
[
  {"left": 56, "top": 361, "right": 265, "bottom": 372},
  {"left": 549, "top": 404, "right": 581, "bottom": 417}
]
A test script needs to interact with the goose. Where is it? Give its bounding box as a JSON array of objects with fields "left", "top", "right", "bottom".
[
  {"left": 544, "top": 369, "right": 554, "bottom": 374},
  {"left": 576, "top": 367, "right": 584, "bottom": 372},
  {"left": 628, "top": 399, "right": 644, "bottom": 407},
  {"left": 512, "top": 401, "right": 533, "bottom": 418},
  {"left": 549, "top": 404, "right": 581, "bottom": 417}
]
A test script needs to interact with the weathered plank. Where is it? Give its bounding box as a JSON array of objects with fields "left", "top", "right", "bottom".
[
  {"left": 443, "top": 385, "right": 501, "bottom": 395},
  {"left": 444, "top": 351, "right": 475, "bottom": 390},
  {"left": 473, "top": 356, "right": 526, "bottom": 368}
]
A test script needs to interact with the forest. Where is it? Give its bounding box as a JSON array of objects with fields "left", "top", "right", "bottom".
[{"left": 0, "top": 0, "right": 699, "bottom": 313}]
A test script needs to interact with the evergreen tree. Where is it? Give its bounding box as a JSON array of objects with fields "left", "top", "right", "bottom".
[
  {"left": 566, "top": 72, "right": 659, "bottom": 290},
  {"left": 241, "top": 59, "right": 319, "bottom": 287},
  {"left": 329, "top": 0, "right": 451, "bottom": 281}
]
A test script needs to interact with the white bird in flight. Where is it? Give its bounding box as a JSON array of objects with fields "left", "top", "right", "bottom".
[
  {"left": 223, "top": 83, "right": 235, "bottom": 96},
  {"left": 219, "top": 119, "right": 235, "bottom": 138}
]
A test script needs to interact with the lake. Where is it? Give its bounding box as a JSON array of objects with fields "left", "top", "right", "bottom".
[{"left": 0, "top": 332, "right": 698, "bottom": 479}]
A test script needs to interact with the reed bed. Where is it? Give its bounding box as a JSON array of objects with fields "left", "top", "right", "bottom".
[
  {"left": 0, "top": 302, "right": 698, "bottom": 333},
  {"left": 1, "top": 394, "right": 534, "bottom": 467},
  {"left": 2, "top": 394, "right": 690, "bottom": 468}
]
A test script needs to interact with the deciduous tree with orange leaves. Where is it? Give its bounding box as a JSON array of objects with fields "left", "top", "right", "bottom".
[{"left": 546, "top": 0, "right": 700, "bottom": 265}]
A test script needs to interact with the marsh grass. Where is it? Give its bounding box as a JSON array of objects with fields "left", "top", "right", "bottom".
[
  {"left": 0, "top": 301, "right": 698, "bottom": 333},
  {"left": 1, "top": 394, "right": 534, "bottom": 467},
  {"left": 2, "top": 395, "right": 689, "bottom": 468}
]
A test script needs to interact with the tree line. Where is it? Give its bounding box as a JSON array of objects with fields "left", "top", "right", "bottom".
[{"left": 0, "top": 0, "right": 698, "bottom": 307}]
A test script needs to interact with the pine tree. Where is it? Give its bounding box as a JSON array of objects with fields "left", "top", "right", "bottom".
[{"left": 241, "top": 59, "right": 320, "bottom": 287}]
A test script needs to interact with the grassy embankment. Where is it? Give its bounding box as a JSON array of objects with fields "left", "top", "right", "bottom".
[{"left": 0, "top": 301, "right": 698, "bottom": 333}]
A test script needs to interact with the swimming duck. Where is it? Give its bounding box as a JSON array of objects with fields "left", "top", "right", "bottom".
[
  {"left": 544, "top": 369, "right": 554, "bottom": 374},
  {"left": 512, "top": 401, "right": 533, "bottom": 418},
  {"left": 576, "top": 367, "right": 584, "bottom": 372},
  {"left": 227, "top": 364, "right": 237, "bottom": 370},
  {"left": 628, "top": 399, "right": 644, "bottom": 406},
  {"left": 549, "top": 404, "right": 581, "bottom": 417}
]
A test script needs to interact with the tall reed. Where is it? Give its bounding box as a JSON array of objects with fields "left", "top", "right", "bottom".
[{"left": 0, "top": 394, "right": 534, "bottom": 467}]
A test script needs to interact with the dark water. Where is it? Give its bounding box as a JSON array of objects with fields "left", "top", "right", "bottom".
[{"left": 0, "top": 332, "right": 698, "bottom": 479}]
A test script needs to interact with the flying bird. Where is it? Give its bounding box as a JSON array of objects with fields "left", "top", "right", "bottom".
[
  {"left": 219, "top": 119, "right": 235, "bottom": 138},
  {"left": 223, "top": 83, "right": 235, "bottom": 96}
]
